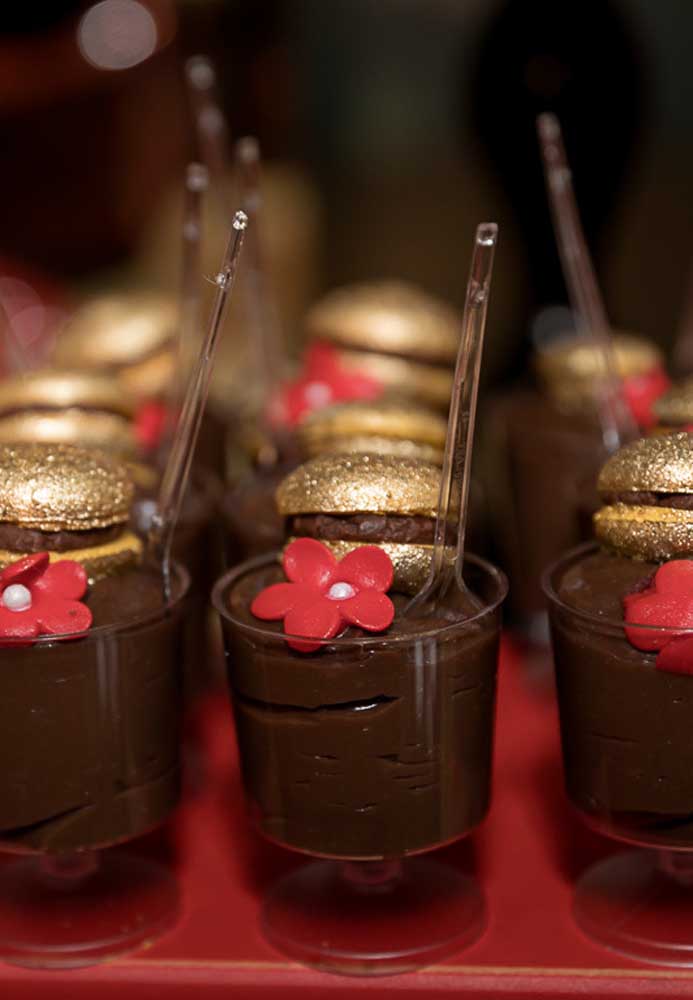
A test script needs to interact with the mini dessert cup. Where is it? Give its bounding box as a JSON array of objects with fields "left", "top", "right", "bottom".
[
  {"left": 546, "top": 543, "right": 693, "bottom": 966},
  {"left": 0, "top": 564, "right": 189, "bottom": 969},
  {"left": 213, "top": 551, "right": 506, "bottom": 976}
]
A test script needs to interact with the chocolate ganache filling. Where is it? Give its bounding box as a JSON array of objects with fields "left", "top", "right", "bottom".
[
  {"left": 291, "top": 513, "right": 436, "bottom": 545},
  {"left": 0, "top": 523, "right": 122, "bottom": 552},
  {"left": 601, "top": 491, "right": 693, "bottom": 510}
]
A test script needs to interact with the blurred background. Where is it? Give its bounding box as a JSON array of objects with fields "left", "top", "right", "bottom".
[{"left": 1, "top": 0, "right": 692, "bottom": 389}]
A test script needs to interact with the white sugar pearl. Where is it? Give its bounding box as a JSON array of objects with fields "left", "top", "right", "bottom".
[
  {"left": 304, "top": 381, "right": 333, "bottom": 408},
  {"left": 327, "top": 581, "right": 355, "bottom": 601},
  {"left": 2, "top": 584, "right": 32, "bottom": 612}
]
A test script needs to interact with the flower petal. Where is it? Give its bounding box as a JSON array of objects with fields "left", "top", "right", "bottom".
[
  {"left": 657, "top": 634, "right": 693, "bottom": 674},
  {"left": 624, "top": 592, "right": 693, "bottom": 651},
  {"left": 339, "top": 545, "right": 393, "bottom": 593},
  {"left": 284, "top": 597, "right": 342, "bottom": 653},
  {"left": 0, "top": 607, "right": 40, "bottom": 641},
  {"left": 0, "top": 553, "right": 50, "bottom": 588},
  {"left": 654, "top": 560, "right": 693, "bottom": 596},
  {"left": 283, "top": 538, "right": 336, "bottom": 590},
  {"left": 33, "top": 560, "right": 88, "bottom": 601},
  {"left": 251, "top": 582, "right": 314, "bottom": 620},
  {"left": 340, "top": 591, "right": 394, "bottom": 633},
  {"left": 36, "top": 599, "right": 92, "bottom": 638}
]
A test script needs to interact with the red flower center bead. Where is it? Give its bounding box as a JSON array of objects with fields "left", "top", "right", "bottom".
[
  {"left": 268, "top": 342, "right": 383, "bottom": 428},
  {"left": 623, "top": 559, "right": 693, "bottom": 673},
  {"left": 0, "top": 552, "right": 92, "bottom": 645},
  {"left": 251, "top": 538, "right": 395, "bottom": 652}
]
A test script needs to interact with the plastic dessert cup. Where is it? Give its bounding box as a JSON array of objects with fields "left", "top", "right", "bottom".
[
  {"left": 545, "top": 543, "right": 693, "bottom": 966},
  {"left": 0, "top": 564, "right": 189, "bottom": 969},
  {"left": 213, "top": 551, "right": 506, "bottom": 976}
]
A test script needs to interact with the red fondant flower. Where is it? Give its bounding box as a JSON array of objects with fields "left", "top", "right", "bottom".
[
  {"left": 268, "top": 342, "right": 383, "bottom": 428},
  {"left": 0, "top": 553, "right": 92, "bottom": 645},
  {"left": 251, "top": 538, "right": 395, "bottom": 652},
  {"left": 621, "top": 367, "right": 670, "bottom": 430},
  {"left": 134, "top": 400, "right": 170, "bottom": 452},
  {"left": 624, "top": 560, "right": 693, "bottom": 673}
]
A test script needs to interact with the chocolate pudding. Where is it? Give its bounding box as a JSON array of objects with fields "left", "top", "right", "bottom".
[
  {"left": 547, "top": 544, "right": 693, "bottom": 848},
  {"left": 215, "top": 554, "right": 505, "bottom": 860},
  {"left": 0, "top": 564, "right": 187, "bottom": 854}
]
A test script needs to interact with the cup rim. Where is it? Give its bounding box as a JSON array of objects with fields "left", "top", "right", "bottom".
[
  {"left": 542, "top": 540, "right": 693, "bottom": 636},
  {"left": 212, "top": 550, "right": 508, "bottom": 648},
  {"left": 1, "top": 560, "right": 190, "bottom": 648}
]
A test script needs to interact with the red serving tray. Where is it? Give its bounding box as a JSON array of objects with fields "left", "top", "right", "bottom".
[{"left": 3, "top": 639, "right": 693, "bottom": 999}]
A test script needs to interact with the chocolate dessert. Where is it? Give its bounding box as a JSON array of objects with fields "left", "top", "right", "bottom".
[
  {"left": 0, "top": 444, "right": 186, "bottom": 854},
  {"left": 276, "top": 453, "right": 443, "bottom": 594},
  {"left": 215, "top": 550, "right": 504, "bottom": 860},
  {"left": 487, "top": 333, "right": 667, "bottom": 623},
  {"left": 546, "top": 432, "right": 693, "bottom": 848},
  {"left": 302, "top": 282, "right": 462, "bottom": 412}
]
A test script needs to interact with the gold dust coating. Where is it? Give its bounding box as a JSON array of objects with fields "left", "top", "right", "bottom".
[
  {"left": 0, "top": 410, "right": 137, "bottom": 456},
  {"left": 594, "top": 504, "right": 693, "bottom": 561},
  {"left": 336, "top": 348, "right": 454, "bottom": 410},
  {"left": 117, "top": 346, "right": 176, "bottom": 400},
  {"left": 299, "top": 400, "right": 447, "bottom": 449},
  {"left": 0, "top": 530, "right": 143, "bottom": 582},
  {"left": 305, "top": 281, "right": 461, "bottom": 362},
  {"left": 653, "top": 377, "right": 693, "bottom": 426},
  {"left": 287, "top": 537, "right": 432, "bottom": 595},
  {"left": 597, "top": 432, "right": 693, "bottom": 495},
  {"left": 55, "top": 292, "right": 178, "bottom": 369},
  {"left": 0, "top": 369, "right": 134, "bottom": 417},
  {"left": 536, "top": 333, "right": 662, "bottom": 413},
  {"left": 276, "top": 453, "right": 441, "bottom": 517},
  {"left": 0, "top": 443, "right": 134, "bottom": 530},
  {"left": 303, "top": 434, "right": 445, "bottom": 465}
]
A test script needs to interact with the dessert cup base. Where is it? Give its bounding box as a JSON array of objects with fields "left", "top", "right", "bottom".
[
  {"left": 0, "top": 849, "right": 179, "bottom": 969},
  {"left": 262, "top": 856, "right": 485, "bottom": 976},
  {"left": 574, "top": 849, "right": 693, "bottom": 967}
]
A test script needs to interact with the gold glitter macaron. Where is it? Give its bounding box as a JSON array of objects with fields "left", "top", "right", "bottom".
[
  {"left": 652, "top": 377, "right": 693, "bottom": 430},
  {"left": 0, "top": 410, "right": 137, "bottom": 456},
  {"left": 54, "top": 292, "right": 177, "bottom": 399},
  {"left": 0, "top": 443, "right": 134, "bottom": 531},
  {"left": 277, "top": 453, "right": 441, "bottom": 593},
  {"left": 594, "top": 432, "right": 693, "bottom": 559},
  {"left": 0, "top": 370, "right": 135, "bottom": 418},
  {"left": 299, "top": 400, "right": 447, "bottom": 465},
  {"left": 305, "top": 282, "right": 461, "bottom": 362},
  {"left": 536, "top": 333, "right": 663, "bottom": 415}
]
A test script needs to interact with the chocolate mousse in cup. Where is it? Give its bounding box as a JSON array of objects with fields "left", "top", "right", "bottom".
[
  {"left": 545, "top": 431, "right": 693, "bottom": 966},
  {"left": 0, "top": 444, "right": 188, "bottom": 968},
  {"left": 214, "top": 224, "right": 505, "bottom": 975},
  {"left": 489, "top": 113, "right": 669, "bottom": 664}
]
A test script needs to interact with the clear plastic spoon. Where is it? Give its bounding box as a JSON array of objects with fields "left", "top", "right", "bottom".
[
  {"left": 185, "top": 55, "right": 233, "bottom": 212},
  {"left": 537, "top": 112, "right": 636, "bottom": 451},
  {"left": 405, "top": 223, "right": 498, "bottom": 617},
  {"left": 148, "top": 210, "right": 248, "bottom": 597},
  {"left": 235, "top": 136, "right": 286, "bottom": 451}
]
